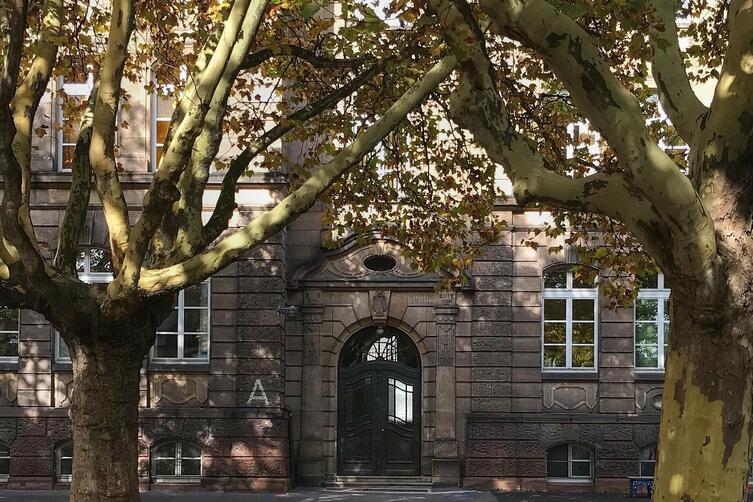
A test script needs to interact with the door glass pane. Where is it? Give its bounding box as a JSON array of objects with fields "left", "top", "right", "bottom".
[{"left": 388, "top": 378, "right": 413, "bottom": 424}]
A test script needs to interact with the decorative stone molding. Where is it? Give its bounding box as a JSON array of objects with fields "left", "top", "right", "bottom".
[
  {"left": 302, "top": 305, "right": 324, "bottom": 366},
  {"left": 543, "top": 383, "right": 598, "bottom": 411},
  {"left": 54, "top": 373, "right": 73, "bottom": 408},
  {"left": 435, "top": 305, "right": 458, "bottom": 367},
  {"left": 635, "top": 385, "right": 663, "bottom": 414},
  {"left": 150, "top": 373, "right": 208, "bottom": 407},
  {"left": 369, "top": 290, "right": 391, "bottom": 326},
  {"left": 0, "top": 373, "right": 18, "bottom": 406},
  {"left": 291, "top": 240, "right": 441, "bottom": 289}
]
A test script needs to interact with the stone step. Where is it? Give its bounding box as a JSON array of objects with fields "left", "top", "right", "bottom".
[{"left": 323, "top": 476, "right": 433, "bottom": 492}]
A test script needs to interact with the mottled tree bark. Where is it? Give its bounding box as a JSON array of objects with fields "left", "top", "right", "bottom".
[
  {"left": 67, "top": 318, "right": 152, "bottom": 502},
  {"left": 654, "top": 285, "right": 753, "bottom": 501}
]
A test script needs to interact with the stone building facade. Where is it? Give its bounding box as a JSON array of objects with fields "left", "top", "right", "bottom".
[{"left": 0, "top": 71, "right": 671, "bottom": 494}]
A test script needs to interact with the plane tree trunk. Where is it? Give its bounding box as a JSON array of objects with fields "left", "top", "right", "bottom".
[
  {"left": 65, "top": 315, "right": 153, "bottom": 502},
  {"left": 653, "top": 282, "right": 753, "bottom": 501}
]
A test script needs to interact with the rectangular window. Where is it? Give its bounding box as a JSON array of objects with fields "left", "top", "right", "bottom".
[
  {"left": 149, "top": 66, "right": 186, "bottom": 171},
  {"left": 635, "top": 272, "right": 670, "bottom": 370},
  {"left": 153, "top": 281, "right": 210, "bottom": 362},
  {"left": 0, "top": 308, "right": 19, "bottom": 360},
  {"left": 542, "top": 267, "right": 598, "bottom": 370},
  {"left": 55, "top": 76, "right": 94, "bottom": 172}
]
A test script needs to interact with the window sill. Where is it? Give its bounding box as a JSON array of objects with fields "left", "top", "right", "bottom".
[
  {"left": 51, "top": 362, "right": 72, "bottom": 372},
  {"left": 0, "top": 359, "right": 18, "bottom": 371},
  {"left": 547, "top": 478, "right": 593, "bottom": 484},
  {"left": 541, "top": 371, "right": 599, "bottom": 382},
  {"left": 635, "top": 370, "right": 665, "bottom": 382},
  {"left": 148, "top": 362, "right": 210, "bottom": 373},
  {"left": 152, "top": 476, "right": 201, "bottom": 484}
]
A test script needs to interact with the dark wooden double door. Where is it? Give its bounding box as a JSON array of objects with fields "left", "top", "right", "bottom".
[{"left": 337, "top": 361, "right": 421, "bottom": 476}]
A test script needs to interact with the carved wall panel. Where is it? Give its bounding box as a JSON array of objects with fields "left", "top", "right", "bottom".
[
  {"left": 0, "top": 373, "right": 17, "bottom": 406},
  {"left": 635, "top": 384, "right": 663, "bottom": 414},
  {"left": 543, "top": 383, "right": 598, "bottom": 412},
  {"left": 150, "top": 373, "right": 208, "bottom": 407},
  {"left": 53, "top": 372, "right": 73, "bottom": 407}
]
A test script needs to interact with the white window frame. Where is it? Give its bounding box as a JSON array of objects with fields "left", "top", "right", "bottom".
[
  {"left": 0, "top": 308, "right": 20, "bottom": 363},
  {"left": 547, "top": 444, "right": 593, "bottom": 481},
  {"left": 639, "top": 445, "right": 657, "bottom": 478},
  {"left": 151, "top": 280, "right": 211, "bottom": 363},
  {"left": 542, "top": 268, "right": 599, "bottom": 372},
  {"left": 55, "top": 75, "right": 95, "bottom": 172},
  {"left": 646, "top": 95, "right": 690, "bottom": 160},
  {"left": 149, "top": 66, "right": 187, "bottom": 171},
  {"left": 151, "top": 440, "right": 201, "bottom": 483},
  {"left": 566, "top": 121, "right": 601, "bottom": 172},
  {"left": 55, "top": 248, "right": 113, "bottom": 363},
  {"left": 55, "top": 442, "right": 73, "bottom": 482},
  {"left": 634, "top": 272, "right": 670, "bottom": 371},
  {"left": 0, "top": 443, "right": 9, "bottom": 481}
]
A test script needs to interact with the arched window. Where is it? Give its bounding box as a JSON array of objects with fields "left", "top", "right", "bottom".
[
  {"left": 635, "top": 271, "right": 670, "bottom": 370},
  {"left": 542, "top": 266, "right": 598, "bottom": 370},
  {"left": 151, "top": 441, "right": 201, "bottom": 482},
  {"left": 0, "top": 442, "right": 9, "bottom": 480},
  {"left": 339, "top": 327, "right": 419, "bottom": 369},
  {"left": 56, "top": 247, "right": 114, "bottom": 363},
  {"left": 55, "top": 441, "right": 73, "bottom": 482},
  {"left": 639, "top": 445, "right": 657, "bottom": 477},
  {"left": 547, "top": 444, "right": 593, "bottom": 480}
]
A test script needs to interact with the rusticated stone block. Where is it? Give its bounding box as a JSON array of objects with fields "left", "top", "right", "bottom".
[
  {"left": 202, "top": 456, "right": 288, "bottom": 477},
  {"left": 595, "top": 460, "right": 637, "bottom": 478},
  {"left": 516, "top": 458, "right": 546, "bottom": 477},
  {"left": 11, "top": 456, "right": 53, "bottom": 476},
  {"left": 465, "top": 458, "right": 516, "bottom": 477},
  {"left": 467, "top": 440, "right": 515, "bottom": 458}
]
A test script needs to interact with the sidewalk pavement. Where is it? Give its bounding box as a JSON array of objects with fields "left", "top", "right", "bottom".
[{"left": 0, "top": 489, "right": 636, "bottom": 501}]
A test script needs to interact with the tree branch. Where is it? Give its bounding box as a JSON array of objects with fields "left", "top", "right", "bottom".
[
  {"left": 54, "top": 83, "right": 98, "bottom": 272},
  {"left": 201, "top": 60, "right": 384, "bottom": 246},
  {"left": 89, "top": 0, "right": 136, "bottom": 270},
  {"left": 136, "top": 54, "right": 458, "bottom": 294},
  {"left": 648, "top": 0, "right": 708, "bottom": 144},
  {"left": 11, "top": 0, "right": 64, "bottom": 255},
  {"left": 242, "top": 45, "right": 372, "bottom": 70},
  {"left": 433, "top": 0, "right": 719, "bottom": 278},
  {"left": 112, "top": 0, "right": 269, "bottom": 295}
]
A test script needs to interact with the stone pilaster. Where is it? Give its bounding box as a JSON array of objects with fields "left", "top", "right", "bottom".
[
  {"left": 298, "top": 290, "right": 325, "bottom": 483},
  {"left": 433, "top": 298, "right": 460, "bottom": 485}
]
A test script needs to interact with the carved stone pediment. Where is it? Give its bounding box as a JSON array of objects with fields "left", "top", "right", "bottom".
[{"left": 291, "top": 239, "right": 440, "bottom": 289}]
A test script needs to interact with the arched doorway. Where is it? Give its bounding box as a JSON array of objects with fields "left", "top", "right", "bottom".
[{"left": 337, "top": 326, "right": 421, "bottom": 476}]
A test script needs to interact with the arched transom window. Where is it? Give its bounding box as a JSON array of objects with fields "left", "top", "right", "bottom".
[
  {"left": 151, "top": 440, "right": 201, "bottom": 482},
  {"left": 542, "top": 266, "right": 598, "bottom": 370},
  {"left": 547, "top": 444, "right": 593, "bottom": 480}
]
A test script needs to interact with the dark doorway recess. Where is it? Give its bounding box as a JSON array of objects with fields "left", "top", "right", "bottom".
[{"left": 337, "top": 326, "right": 421, "bottom": 476}]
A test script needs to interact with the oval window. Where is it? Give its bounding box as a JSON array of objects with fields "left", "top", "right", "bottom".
[{"left": 363, "top": 254, "right": 397, "bottom": 272}]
